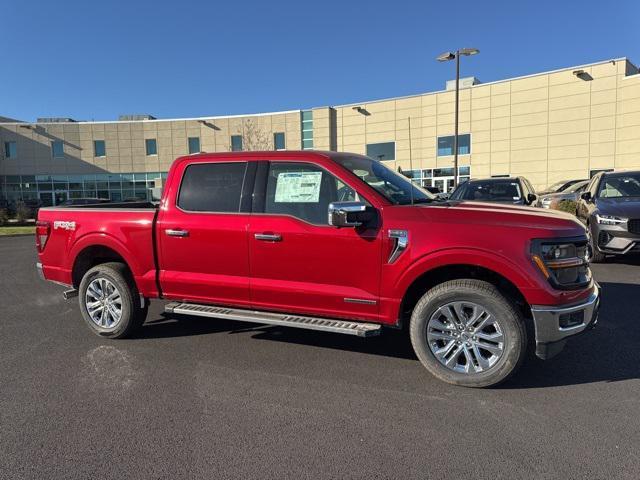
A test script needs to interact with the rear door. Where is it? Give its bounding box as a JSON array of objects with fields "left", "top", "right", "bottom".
[
  {"left": 157, "top": 159, "right": 254, "bottom": 307},
  {"left": 248, "top": 159, "right": 382, "bottom": 322}
]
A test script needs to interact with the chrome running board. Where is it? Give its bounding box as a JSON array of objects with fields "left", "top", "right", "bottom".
[{"left": 164, "top": 302, "right": 382, "bottom": 337}]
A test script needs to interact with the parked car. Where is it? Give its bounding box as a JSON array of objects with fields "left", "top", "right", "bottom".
[
  {"left": 576, "top": 170, "right": 640, "bottom": 262},
  {"left": 537, "top": 179, "right": 587, "bottom": 196},
  {"left": 449, "top": 177, "right": 538, "bottom": 206},
  {"left": 538, "top": 180, "right": 589, "bottom": 209},
  {"left": 61, "top": 198, "right": 111, "bottom": 206},
  {"left": 36, "top": 151, "right": 598, "bottom": 388}
]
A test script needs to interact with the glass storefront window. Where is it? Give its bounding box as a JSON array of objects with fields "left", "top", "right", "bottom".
[
  {"left": 96, "top": 174, "right": 109, "bottom": 190},
  {"left": 68, "top": 176, "right": 83, "bottom": 190},
  {"left": 108, "top": 174, "right": 122, "bottom": 188}
]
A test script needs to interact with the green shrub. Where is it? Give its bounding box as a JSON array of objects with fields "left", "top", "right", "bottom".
[
  {"left": 15, "top": 201, "right": 31, "bottom": 223},
  {"left": 556, "top": 199, "right": 577, "bottom": 215}
]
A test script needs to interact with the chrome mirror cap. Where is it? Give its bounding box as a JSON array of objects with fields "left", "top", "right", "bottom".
[{"left": 328, "top": 201, "right": 367, "bottom": 227}]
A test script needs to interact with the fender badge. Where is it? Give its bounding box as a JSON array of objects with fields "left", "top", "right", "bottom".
[{"left": 53, "top": 221, "right": 76, "bottom": 231}]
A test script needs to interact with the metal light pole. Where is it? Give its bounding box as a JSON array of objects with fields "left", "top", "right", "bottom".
[{"left": 437, "top": 48, "right": 479, "bottom": 189}]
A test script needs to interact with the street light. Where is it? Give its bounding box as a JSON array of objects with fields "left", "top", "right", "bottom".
[{"left": 437, "top": 48, "right": 479, "bottom": 189}]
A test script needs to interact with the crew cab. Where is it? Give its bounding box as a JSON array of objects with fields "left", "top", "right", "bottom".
[{"left": 36, "top": 151, "right": 599, "bottom": 387}]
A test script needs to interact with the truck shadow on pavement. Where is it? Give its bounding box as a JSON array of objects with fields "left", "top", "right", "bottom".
[{"left": 142, "top": 280, "right": 639, "bottom": 389}]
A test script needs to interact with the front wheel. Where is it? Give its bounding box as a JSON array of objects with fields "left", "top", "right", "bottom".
[
  {"left": 409, "top": 279, "right": 527, "bottom": 388},
  {"left": 78, "top": 262, "right": 148, "bottom": 338},
  {"left": 587, "top": 225, "right": 606, "bottom": 263}
]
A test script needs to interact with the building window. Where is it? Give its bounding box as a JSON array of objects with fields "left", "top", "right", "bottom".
[
  {"left": 4, "top": 141, "right": 17, "bottom": 159},
  {"left": 301, "top": 110, "right": 313, "bottom": 149},
  {"left": 437, "top": 134, "right": 471, "bottom": 156},
  {"left": 145, "top": 139, "right": 157, "bottom": 156},
  {"left": 366, "top": 142, "right": 395, "bottom": 161},
  {"left": 274, "top": 132, "right": 285, "bottom": 150},
  {"left": 188, "top": 137, "right": 201, "bottom": 154},
  {"left": 94, "top": 140, "right": 106, "bottom": 157},
  {"left": 51, "top": 140, "right": 64, "bottom": 158},
  {"left": 231, "top": 135, "right": 243, "bottom": 152}
]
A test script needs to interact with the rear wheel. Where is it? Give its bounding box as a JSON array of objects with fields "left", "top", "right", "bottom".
[
  {"left": 409, "top": 279, "right": 527, "bottom": 388},
  {"left": 78, "top": 262, "right": 148, "bottom": 338}
]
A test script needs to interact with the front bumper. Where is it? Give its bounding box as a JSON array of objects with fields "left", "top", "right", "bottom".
[
  {"left": 531, "top": 285, "right": 600, "bottom": 359},
  {"left": 593, "top": 222, "right": 640, "bottom": 256}
]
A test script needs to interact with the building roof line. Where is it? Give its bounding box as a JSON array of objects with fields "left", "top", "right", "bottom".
[
  {"left": 1, "top": 57, "right": 634, "bottom": 125},
  {"left": 327, "top": 57, "right": 632, "bottom": 109},
  {"left": 0, "top": 109, "right": 302, "bottom": 126}
]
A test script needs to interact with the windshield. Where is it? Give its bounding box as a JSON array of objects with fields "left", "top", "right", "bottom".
[
  {"left": 598, "top": 173, "right": 640, "bottom": 198},
  {"left": 546, "top": 180, "right": 568, "bottom": 192},
  {"left": 451, "top": 180, "right": 522, "bottom": 202},
  {"left": 333, "top": 155, "right": 436, "bottom": 205},
  {"left": 565, "top": 180, "right": 589, "bottom": 193}
]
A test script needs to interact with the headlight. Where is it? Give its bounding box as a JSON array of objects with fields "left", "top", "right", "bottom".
[
  {"left": 540, "top": 198, "right": 552, "bottom": 208},
  {"left": 531, "top": 239, "right": 591, "bottom": 290},
  {"left": 596, "top": 214, "right": 626, "bottom": 225}
]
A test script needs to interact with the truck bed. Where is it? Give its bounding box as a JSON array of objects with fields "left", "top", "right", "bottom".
[{"left": 37, "top": 205, "right": 159, "bottom": 295}]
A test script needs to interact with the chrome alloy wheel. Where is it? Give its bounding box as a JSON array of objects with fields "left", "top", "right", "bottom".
[
  {"left": 85, "top": 278, "right": 123, "bottom": 330},
  {"left": 426, "top": 301, "right": 505, "bottom": 374}
]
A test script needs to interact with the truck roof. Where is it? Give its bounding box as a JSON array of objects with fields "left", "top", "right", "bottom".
[{"left": 172, "top": 150, "right": 368, "bottom": 167}]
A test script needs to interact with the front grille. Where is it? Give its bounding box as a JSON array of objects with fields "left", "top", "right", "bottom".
[{"left": 629, "top": 219, "right": 640, "bottom": 235}]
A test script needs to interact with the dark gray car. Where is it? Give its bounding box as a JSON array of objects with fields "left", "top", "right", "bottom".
[
  {"left": 576, "top": 170, "right": 640, "bottom": 262},
  {"left": 449, "top": 177, "right": 537, "bottom": 205}
]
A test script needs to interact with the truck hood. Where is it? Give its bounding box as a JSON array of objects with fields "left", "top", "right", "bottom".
[
  {"left": 595, "top": 197, "right": 640, "bottom": 218},
  {"left": 415, "top": 200, "right": 585, "bottom": 236}
]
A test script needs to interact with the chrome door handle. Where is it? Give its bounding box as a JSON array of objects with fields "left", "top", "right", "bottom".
[
  {"left": 166, "top": 229, "right": 189, "bottom": 237},
  {"left": 254, "top": 233, "right": 282, "bottom": 242}
]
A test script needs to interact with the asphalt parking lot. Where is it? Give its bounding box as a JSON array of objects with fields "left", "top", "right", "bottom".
[{"left": 1, "top": 236, "right": 639, "bottom": 479}]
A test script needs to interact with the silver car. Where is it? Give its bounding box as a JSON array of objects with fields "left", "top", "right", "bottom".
[{"left": 537, "top": 180, "right": 589, "bottom": 209}]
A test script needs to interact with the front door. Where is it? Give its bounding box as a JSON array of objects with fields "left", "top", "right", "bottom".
[
  {"left": 157, "top": 160, "right": 253, "bottom": 307},
  {"left": 248, "top": 160, "right": 382, "bottom": 322}
]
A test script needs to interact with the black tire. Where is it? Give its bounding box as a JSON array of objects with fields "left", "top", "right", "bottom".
[
  {"left": 78, "top": 262, "right": 148, "bottom": 338},
  {"left": 409, "top": 279, "right": 527, "bottom": 388},
  {"left": 588, "top": 226, "right": 606, "bottom": 263}
]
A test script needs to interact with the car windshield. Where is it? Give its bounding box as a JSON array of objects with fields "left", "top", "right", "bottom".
[
  {"left": 333, "top": 155, "right": 436, "bottom": 205},
  {"left": 546, "top": 180, "right": 569, "bottom": 192},
  {"left": 598, "top": 173, "right": 640, "bottom": 198},
  {"left": 565, "top": 180, "right": 589, "bottom": 193},
  {"left": 451, "top": 180, "right": 522, "bottom": 202}
]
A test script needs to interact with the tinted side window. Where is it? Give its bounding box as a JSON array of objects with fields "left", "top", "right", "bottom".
[
  {"left": 265, "top": 162, "right": 355, "bottom": 225},
  {"left": 178, "top": 162, "right": 247, "bottom": 212}
]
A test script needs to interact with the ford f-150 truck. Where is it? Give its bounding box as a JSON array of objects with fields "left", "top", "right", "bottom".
[{"left": 36, "top": 151, "right": 599, "bottom": 387}]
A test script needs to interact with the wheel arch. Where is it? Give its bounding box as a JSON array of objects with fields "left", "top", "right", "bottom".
[
  {"left": 71, "top": 243, "right": 135, "bottom": 289},
  {"left": 397, "top": 260, "right": 533, "bottom": 329}
]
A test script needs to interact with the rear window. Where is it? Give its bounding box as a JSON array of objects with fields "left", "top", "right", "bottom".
[
  {"left": 452, "top": 180, "right": 522, "bottom": 201},
  {"left": 177, "top": 162, "right": 247, "bottom": 212}
]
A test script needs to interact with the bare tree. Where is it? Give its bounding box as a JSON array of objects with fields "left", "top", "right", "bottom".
[{"left": 232, "top": 118, "right": 272, "bottom": 151}]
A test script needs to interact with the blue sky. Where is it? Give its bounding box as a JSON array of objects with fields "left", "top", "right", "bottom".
[{"left": 3, "top": 0, "right": 639, "bottom": 121}]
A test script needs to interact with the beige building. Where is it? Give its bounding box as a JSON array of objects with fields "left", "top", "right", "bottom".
[{"left": 1, "top": 57, "right": 639, "bottom": 205}]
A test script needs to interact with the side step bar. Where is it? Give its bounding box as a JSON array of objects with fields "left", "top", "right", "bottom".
[{"left": 164, "top": 302, "right": 382, "bottom": 337}]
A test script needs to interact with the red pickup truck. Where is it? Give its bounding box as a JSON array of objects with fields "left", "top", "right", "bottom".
[{"left": 36, "top": 151, "right": 599, "bottom": 387}]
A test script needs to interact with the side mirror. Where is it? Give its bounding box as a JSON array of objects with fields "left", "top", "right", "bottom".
[
  {"left": 581, "top": 192, "right": 592, "bottom": 201},
  {"left": 328, "top": 201, "right": 371, "bottom": 227},
  {"left": 527, "top": 193, "right": 537, "bottom": 204}
]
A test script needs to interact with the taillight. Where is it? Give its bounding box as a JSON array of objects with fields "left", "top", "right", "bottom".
[{"left": 36, "top": 221, "right": 50, "bottom": 252}]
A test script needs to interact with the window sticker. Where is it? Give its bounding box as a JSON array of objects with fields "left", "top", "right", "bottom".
[{"left": 274, "top": 171, "right": 322, "bottom": 203}]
